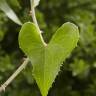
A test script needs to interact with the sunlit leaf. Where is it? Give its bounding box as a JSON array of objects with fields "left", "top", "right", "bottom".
[{"left": 19, "top": 22, "right": 79, "bottom": 96}]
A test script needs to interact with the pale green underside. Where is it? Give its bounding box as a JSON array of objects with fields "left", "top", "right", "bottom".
[{"left": 19, "top": 22, "right": 79, "bottom": 96}]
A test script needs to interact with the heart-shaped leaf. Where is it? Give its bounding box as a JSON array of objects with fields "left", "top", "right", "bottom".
[{"left": 19, "top": 22, "right": 79, "bottom": 96}]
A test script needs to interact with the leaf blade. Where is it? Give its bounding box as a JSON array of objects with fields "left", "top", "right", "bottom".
[
  {"left": 43, "top": 22, "right": 79, "bottom": 96},
  {"left": 0, "top": 0, "right": 22, "bottom": 25},
  {"left": 19, "top": 22, "right": 79, "bottom": 96},
  {"left": 19, "top": 22, "right": 45, "bottom": 95}
]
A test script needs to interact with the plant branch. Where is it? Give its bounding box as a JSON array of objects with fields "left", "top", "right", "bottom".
[
  {"left": 30, "top": 0, "right": 47, "bottom": 46},
  {"left": 30, "top": 0, "right": 40, "bottom": 32},
  {"left": 0, "top": 58, "right": 29, "bottom": 93}
]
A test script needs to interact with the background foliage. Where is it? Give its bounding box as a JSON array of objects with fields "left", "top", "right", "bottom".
[{"left": 0, "top": 0, "right": 96, "bottom": 96}]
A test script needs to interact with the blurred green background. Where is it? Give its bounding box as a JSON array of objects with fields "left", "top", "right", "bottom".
[{"left": 0, "top": 0, "right": 96, "bottom": 96}]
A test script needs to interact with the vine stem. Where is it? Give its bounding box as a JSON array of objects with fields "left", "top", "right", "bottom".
[
  {"left": 0, "top": 0, "right": 42, "bottom": 93},
  {"left": 30, "top": 0, "right": 40, "bottom": 32},
  {"left": 30, "top": 0, "right": 47, "bottom": 46},
  {"left": 0, "top": 58, "right": 29, "bottom": 93}
]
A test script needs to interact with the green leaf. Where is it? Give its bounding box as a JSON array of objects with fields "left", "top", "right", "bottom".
[
  {"left": 19, "top": 22, "right": 79, "bottom": 96},
  {"left": 0, "top": 0, "right": 22, "bottom": 25}
]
